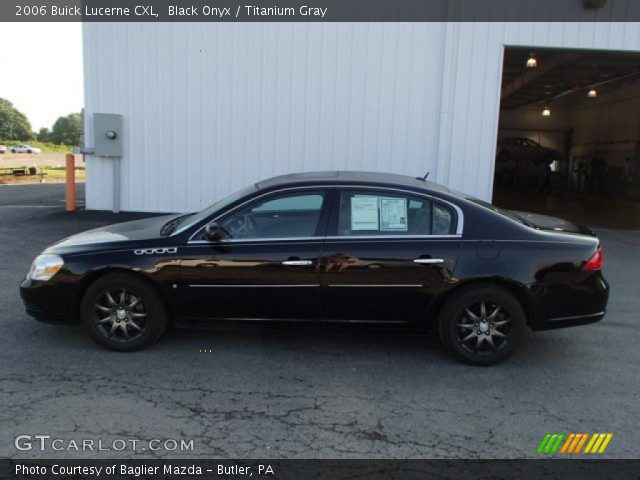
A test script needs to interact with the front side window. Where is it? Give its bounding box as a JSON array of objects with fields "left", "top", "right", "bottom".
[
  {"left": 337, "top": 190, "right": 456, "bottom": 236},
  {"left": 219, "top": 191, "right": 326, "bottom": 239},
  {"left": 169, "top": 184, "right": 258, "bottom": 235}
]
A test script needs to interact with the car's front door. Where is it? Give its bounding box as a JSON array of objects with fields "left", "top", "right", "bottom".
[
  {"left": 320, "top": 188, "right": 462, "bottom": 325},
  {"left": 179, "top": 189, "right": 330, "bottom": 322}
]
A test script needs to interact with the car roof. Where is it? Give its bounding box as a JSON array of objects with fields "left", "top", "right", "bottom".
[{"left": 255, "top": 171, "right": 451, "bottom": 194}]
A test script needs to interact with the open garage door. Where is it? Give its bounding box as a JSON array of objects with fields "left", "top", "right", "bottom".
[{"left": 493, "top": 47, "right": 640, "bottom": 229}]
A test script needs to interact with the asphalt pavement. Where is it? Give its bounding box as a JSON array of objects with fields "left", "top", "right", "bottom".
[{"left": 1, "top": 183, "right": 639, "bottom": 459}]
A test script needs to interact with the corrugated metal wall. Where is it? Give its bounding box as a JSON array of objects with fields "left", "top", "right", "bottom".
[{"left": 83, "top": 22, "right": 640, "bottom": 212}]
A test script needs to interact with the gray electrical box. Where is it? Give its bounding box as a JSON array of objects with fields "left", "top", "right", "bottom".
[{"left": 93, "top": 113, "right": 123, "bottom": 157}]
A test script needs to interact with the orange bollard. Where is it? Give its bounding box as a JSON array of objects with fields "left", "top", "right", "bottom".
[{"left": 65, "top": 153, "right": 76, "bottom": 212}]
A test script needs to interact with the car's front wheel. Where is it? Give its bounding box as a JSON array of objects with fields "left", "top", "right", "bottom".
[
  {"left": 80, "top": 272, "right": 168, "bottom": 351},
  {"left": 437, "top": 283, "right": 526, "bottom": 366}
]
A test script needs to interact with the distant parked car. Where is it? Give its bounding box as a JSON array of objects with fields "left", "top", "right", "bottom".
[
  {"left": 496, "top": 137, "right": 562, "bottom": 165},
  {"left": 0, "top": 145, "right": 6, "bottom": 154},
  {"left": 11, "top": 144, "right": 42, "bottom": 154}
]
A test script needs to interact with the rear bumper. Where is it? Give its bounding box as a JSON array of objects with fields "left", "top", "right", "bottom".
[
  {"left": 537, "top": 311, "right": 605, "bottom": 330},
  {"left": 530, "top": 271, "right": 609, "bottom": 331}
]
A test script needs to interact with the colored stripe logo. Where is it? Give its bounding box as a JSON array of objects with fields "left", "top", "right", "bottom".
[{"left": 537, "top": 433, "right": 613, "bottom": 454}]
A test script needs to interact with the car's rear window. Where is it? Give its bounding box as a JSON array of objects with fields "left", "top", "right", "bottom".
[{"left": 448, "top": 189, "right": 529, "bottom": 226}]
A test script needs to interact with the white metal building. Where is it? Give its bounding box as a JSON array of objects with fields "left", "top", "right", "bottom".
[{"left": 82, "top": 21, "right": 640, "bottom": 212}]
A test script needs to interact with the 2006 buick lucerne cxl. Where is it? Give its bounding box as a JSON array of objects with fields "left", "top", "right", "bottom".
[{"left": 20, "top": 171, "right": 609, "bottom": 365}]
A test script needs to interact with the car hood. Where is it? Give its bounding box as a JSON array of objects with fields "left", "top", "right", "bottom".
[
  {"left": 45, "top": 214, "right": 182, "bottom": 254},
  {"left": 512, "top": 210, "right": 595, "bottom": 236}
]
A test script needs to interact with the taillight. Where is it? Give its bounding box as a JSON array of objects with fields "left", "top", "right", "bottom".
[{"left": 582, "top": 248, "right": 603, "bottom": 271}]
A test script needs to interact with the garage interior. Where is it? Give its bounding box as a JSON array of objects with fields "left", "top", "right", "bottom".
[{"left": 493, "top": 46, "right": 640, "bottom": 229}]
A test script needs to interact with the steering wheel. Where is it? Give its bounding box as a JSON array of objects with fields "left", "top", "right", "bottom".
[{"left": 226, "top": 213, "right": 258, "bottom": 238}]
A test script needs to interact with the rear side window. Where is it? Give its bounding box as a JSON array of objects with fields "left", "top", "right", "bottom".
[{"left": 337, "top": 190, "right": 456, "bottom": 236}]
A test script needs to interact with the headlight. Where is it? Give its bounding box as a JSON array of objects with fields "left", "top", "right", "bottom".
[{"left": 28, "top": 254, "right": 64, "bottom": 281}]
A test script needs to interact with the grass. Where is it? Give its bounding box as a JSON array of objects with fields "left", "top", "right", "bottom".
[
  {"left": 0, "top": 165, "right": 85, "bottom": 182},
  {"left": 42, "top": 166, "right": 86, "bottom": 181},
  {"left": 0, "top": 140, "right": 74, "bottom": 153}
]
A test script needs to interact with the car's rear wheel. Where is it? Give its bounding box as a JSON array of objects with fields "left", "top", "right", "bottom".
[
  {"left": 11, "top": 149, "right": 16, "bottom": 153},
  {"left": 80, "top": 272, "right": 168, "bottom": 351},
  {"left": 27, "top": 150, "right": 32, "bottom": 154},
  {"left": 437, "top": 283, "right": 525, "bottom": 366}
]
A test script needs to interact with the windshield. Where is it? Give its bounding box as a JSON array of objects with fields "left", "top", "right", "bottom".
[
  {"left": 448, "top": 188, "right": 531, "bottom": 226},
  {"left": 164, "top": 184, "right": 258, "bottom": 236}
]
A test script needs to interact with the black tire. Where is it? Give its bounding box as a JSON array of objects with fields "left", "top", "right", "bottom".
[
  {"left": 11, "top": 149, "right": 16, "bottom": 153},
  {"left": 80, "top": 272, "right": 168, "bottom": 351},
  {"left": 27, "top": 150, "right": 32, "bottom": 154},
  {"left": 437, "top": 283, "right": 526, "bottom": 366}
]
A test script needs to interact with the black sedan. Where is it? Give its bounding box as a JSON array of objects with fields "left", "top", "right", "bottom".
[{"left": 20, "top": 172, "right": 609, "bottom": 365}]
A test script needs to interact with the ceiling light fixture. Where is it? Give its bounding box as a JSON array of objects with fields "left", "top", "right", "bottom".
[
  {"left": 542, "top": 108, "right": 551, "bottom": 117},
  {"left": 526, "top": 54, "right": 538, "bottom": 68},
  {"left": 588, "top": 88, "right": 597, "bottom": 98}
]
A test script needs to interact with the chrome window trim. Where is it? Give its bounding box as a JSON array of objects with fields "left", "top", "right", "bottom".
[
  {"left": 325, "top": 234, "right": 460, "bottom": 241},
  {"left": 327, "top": 284, "right": 423, "bottom": 288},
  {"left": 189, "top": 284, "right": 320, "bottom": 288},
  {"left": 187, "top": 234, "right": 460, "bottom": 245},
  {"left": 188, "top": 184, "right": 464, "bottom": 244},
  {"left": 188, "top": 237, "right": 324, "bottom": 245},
  {"left": 189, "top": 284, "right": 422, "bottom": 288}
]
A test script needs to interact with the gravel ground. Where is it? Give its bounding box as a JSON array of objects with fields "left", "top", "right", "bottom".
[{"left": 0, "top": 183, "right": 639, "bottom": 459}]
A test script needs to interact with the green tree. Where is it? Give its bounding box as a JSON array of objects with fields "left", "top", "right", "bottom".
[
  {"left": 50, "top": 112, "right": 82, "bottom": 145},
  {"left": 0, "top": 98, "right": 33, "bottom": 140},
  {"left": 36, "top": 127, "right": 51, "bottom": 142}
]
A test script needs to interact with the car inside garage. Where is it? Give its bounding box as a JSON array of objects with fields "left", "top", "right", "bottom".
[{"left": 493, "top": 46, "right": 640, "bottom": 229}]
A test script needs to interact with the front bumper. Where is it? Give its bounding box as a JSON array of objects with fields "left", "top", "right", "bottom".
[{"left": 20, "top": 277, "right": 79, "bottom": 324}]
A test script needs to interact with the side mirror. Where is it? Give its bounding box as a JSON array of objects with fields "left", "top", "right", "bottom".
[{"left": 204, "top": 222, "right": 223, "bottom": 242}]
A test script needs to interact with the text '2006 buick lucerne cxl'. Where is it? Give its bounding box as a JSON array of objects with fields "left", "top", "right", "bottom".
[{"left": 20, "top": 171, "right": 609, "bottom": 365}]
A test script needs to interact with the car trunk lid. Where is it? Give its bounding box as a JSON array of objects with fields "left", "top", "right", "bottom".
[{"left": 511, "top": 210, "right": 596, "bottom": 237}]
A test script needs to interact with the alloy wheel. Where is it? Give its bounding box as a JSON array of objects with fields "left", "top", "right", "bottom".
[
  {"left": 455, "top": 301, "right": 511, "bottom": 355},
  {"left": 94, "top": 288, "right": 147, "bottom": 342}
]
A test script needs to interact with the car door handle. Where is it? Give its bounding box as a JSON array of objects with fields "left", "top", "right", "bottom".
[
  {"left": 413, "top": 258, "right": 445, "bottom": 264},
  {"left": 282, "top": 260, "right": 314, "bottom": 266}
]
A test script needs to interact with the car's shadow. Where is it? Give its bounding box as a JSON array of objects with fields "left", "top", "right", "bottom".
[{"left": 21, "top": 319, "right": 583, "bottom": 372}]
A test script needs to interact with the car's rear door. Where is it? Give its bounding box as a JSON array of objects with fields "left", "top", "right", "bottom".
[
  {"left": 178, "top": 189, "right": 330, "bottom": 322},
  {"left": 319, "top": 188, "right": 462, "bottom": 325}
]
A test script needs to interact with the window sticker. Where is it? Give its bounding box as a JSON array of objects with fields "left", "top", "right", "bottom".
[
  {"left": 351, "top": 195, "right": 379, "bottom": 230},
  {"left": 380, "top": 197, "right": 408, "bottom": 231}
]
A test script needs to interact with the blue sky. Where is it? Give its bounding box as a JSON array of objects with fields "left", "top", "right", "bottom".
[{"left": 0, "top": 23, "right": 83, "bottom": 130}]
